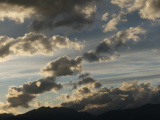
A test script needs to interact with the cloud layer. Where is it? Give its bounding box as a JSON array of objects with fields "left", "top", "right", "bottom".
[{"left": 60, "top": 81, "right": 160, "bottom": 114}]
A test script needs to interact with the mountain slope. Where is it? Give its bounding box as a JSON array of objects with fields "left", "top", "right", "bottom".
[
  {"left": 5, "top": 107, "right": 94, "bottom": 120},
  {"left": 2, "top": 104, "right": 160, "bottom": 120}
]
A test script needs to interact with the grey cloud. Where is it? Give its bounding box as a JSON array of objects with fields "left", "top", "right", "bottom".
[
  {"left": 41, "top": 56, "right": 83, "bottom": 77},
  {"left": 6, "top": 55, "right": 81, "bottom": 108},
  {"left": 60, "top": 81, "right": 160, "bottom": 114},
  {"left": 112, "top": 26, "right": 146, "bottom": 49},
  {"left": 92, "top": 82, "right": 102, "bottom": 89},
  {"left": 103, "top": 12, "right": 127, "bottom": 32},
  {"left": 95, "top": 38, "right": 112, "bottom": 55},
  {"left": 7, "top": 87, "right": 36, "bottom": 108},
  {"left": 79, "top": 72, "right": 90, "bottom": 79},
  {"left": 57, "top": 94, "right": 70, "bottom": 100},
  {"left": 7, "top": 77, "right": 62, "bottom": 108},
  {"left": 23, "top": 77, "right": 62, "bottom": 94},
  {"left": 0, "top": 32, "right": 83, "bottom": 62},
  {"left": 83, "top": 50, "right": 99, "bottom": 62},
  {"left": 77, "top": 87, "right": 91, "bottom": 95},
  {"left": 78, "top": 76, "right": 102, "bottom": 89},
  {"left": 79, "top": 76, "right": 96, "bottom": 85},
  {"left": 0, "top": 0, "right": 97, "bottom": 31},
  {"left": 111, "top": 0, "right": 160, "bottom": 21},
  {"left": 83, "top": 26, "right": 145, "bottom": 62},
  {"left": 72, "top": 83, "right": 77, "bottom": 90}
]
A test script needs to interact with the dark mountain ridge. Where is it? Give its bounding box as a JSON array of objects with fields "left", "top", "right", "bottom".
[{"left": 2, "top": 104, "right": 160, "bottom": 120}]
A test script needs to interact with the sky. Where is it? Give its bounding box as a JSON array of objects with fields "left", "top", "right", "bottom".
[{"left": 0, "top": 0, "right": 160, "bottom": 115}]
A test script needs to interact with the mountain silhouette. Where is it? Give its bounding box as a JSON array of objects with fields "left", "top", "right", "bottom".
[
  {"left": 2, "top": 104, "right": 160, "bottom": 120},
  {"left": 0, "top": 113, "right": 14, "bottom": 120}
]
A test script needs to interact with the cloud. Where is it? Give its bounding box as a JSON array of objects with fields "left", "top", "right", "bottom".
[
  {"left": 103, "top": 12, "right": 127, "bottom": 32},
  {"left": 152, "top": 49, "right": 158, "bottom": 53},
  {"left": 0, "top": 0, "right": 97, "bottom": 31},
  {"left": 5, "top": 55, "right": 83, "bottom": 108},
  {"left": 57, "top": 94, "right": 70, "bottom": 100},
  {"left": 95, "top": 38, "right": 112, "bottom": 55},
  {"left": 101, "top": 12, "right": 109, "bottom": 21},
  {"left": 0, "top": 32, "right": 83, "bottom": 62},
  {"left": 111, "top": 0, "right": 160, "bottom": 21},
  {"left": 77, "top": 87, "right": 91, "bottom": 95},
  {"left": 83, "top": 50, "right": 99, "bottom": 62},
  {"left": 33, "top": 101, "right": 42, "bottom": 108},
  {"left": 60, "top": 81, "right": 160, "bottom": 114},
  {"left": 79, "top": 76, "right": 96, "bottom": 85},
  {"left": 41, "top": 56, "right": 83, "bottom": 77},
  {"left": 112, "top": 26, "right": 146, "bottom": 49},
  {"left": 83, "top": 26, "right": 145, "bottom": 62},
  {"left": 78, "top": 76, "right": 102, "bottom": 89},
  {"left": 0, "top": 3, "right": 33, "bottom": 23},
  {"left": 79, "top": 72, "right": 90, "bottom": 79},
  {"left": 7, "top": 77, "right": 62, "bottom": 108}
]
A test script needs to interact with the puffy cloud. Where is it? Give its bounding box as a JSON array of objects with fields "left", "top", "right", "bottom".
[
  {"left": 60, "top": 81, "right": 160, "bottom": 114},
  {"left": 0, "top": 0, "right": 97, "bottom": 31},
  {"left": 33, "top": 101, "right": 42, "bottom": 108},
  {"left": 7, "top": 77, "right": 62, "bottom": 108},
  {"left": 72, "top": 83, "right": 77, "bottom": 91},
  {"left": 92, "top": 82, "right": 102, "bottom": 89},
  {"left": 103, "top": 12, "right": 126, "bottom": 32},
  {"left": 83, "top": 50, "right": 99, "bottom": 62},
  {"left": 7, "top": 89, "right": 36, "bottom": 108},
  {"left": 111, "top": 0, "right": 160, "bottom": 21},
  {"left": 95, "top": 38, "right": 112, "bottom": 55},
  {"left": 83, "top": 26, "right": 145, "bottom": 62},
  {"left": 57, "top": 94, "right": 70, "bottom": 100},
  {"left": 41, "top": 56, "right": 83, "bottom": 77},
  {"left": 0, "top": 32, "right": 83, "bottom": 62},
  {"left": 77, "top": 87, "right": 91, "bottom": 95},
  {"left": 79, "top": 76, "right": 96, "bottom": 85},
  {"left": 78, "top": 76, "right": 102, "bottom": 89},
  {"left": 5, "top": 55, "right": 83, "bottom": 108},
  {"left": 0, "top": 3, "right": 33, "bottom": 23},
  {"left": 79, "top": 72, "right": 90, "bottom": 79},
  {"left": 101, "top": 12, "right": 109, "bottom": 21},
  {"left": 112, "top": 26, "right": 146, "bottom": 49}
]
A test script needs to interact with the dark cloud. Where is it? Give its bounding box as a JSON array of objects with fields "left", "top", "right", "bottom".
[
  {"left": 79, "top": 76, "right": 96, "bottom": 85},
  {"left": 0, "top": 0, "right": 97, "bottom": 31},
  {"left": 77, "top": 87, "right": 91, "bottom": 95},
  {"left": 57, "top": 94, "right": 70, "bottom": 100},
  {"left": 60, "top": 81, "right": 160, "bottom": 114},
  {"left": 78, "top": 76, "right": 102, "bottom": 89},
  {"left": 72, "top": 83, "right": 77, "bottom": 90},
  {"left": 41, "top": 56, "right": 83, "bottom": 77},
  {"left": 83, "top": 26, "right": 145, "bottom": 62},
  {"left": 7, "top": 77, "right": 62, "bottom": 108},
  {"left": 83, "top": 50, "right": 99, "bottom": 62},
  {"left": 0, "top": 32, "right": 83, "bottom": 62},
  {"left": 111, "top": 0, "right": 160, "bottom": 21},
  {"left": 23, "top": 77, "right": 62, "bottom": 94},
  {"left": 95, "top": 39, "right": 112, "bottom": 55},
  {"left": 112, "top": 27, "right": 146, "bottom": 49},
  {"left": 7, "top": 87, "right": 36, "bottom": 108},
  {"left": 79, "top": 72, "right": 90, "bottom": 79},
  {"left": 92, "top": 82, "right": 102, "bottom": 89},
  {"left": 6, "top": 55, "right": 82, "bottom": 108}
]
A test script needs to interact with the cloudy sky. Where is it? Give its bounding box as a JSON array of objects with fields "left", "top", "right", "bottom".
[{"left": 0, "top": 0, "right": 160, "bottom": 114}]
